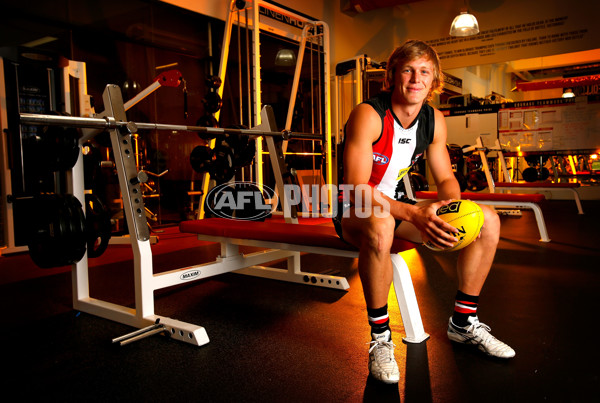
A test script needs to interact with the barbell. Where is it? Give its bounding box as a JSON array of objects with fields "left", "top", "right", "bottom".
[{"left": 19, "top": 113, "right": 322, "bottom": 141}]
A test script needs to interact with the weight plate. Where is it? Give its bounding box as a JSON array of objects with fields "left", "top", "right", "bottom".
[
  {"left": 85, "top": 194, "right": 112, "bottom": 258},
  {"left": 190, "top": 145, "right": 214, "bottom": 173}
]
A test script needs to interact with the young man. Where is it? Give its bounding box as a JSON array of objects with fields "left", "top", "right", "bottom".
[{"left": 333, "top": 40, "right": 515, "bottom": 384}]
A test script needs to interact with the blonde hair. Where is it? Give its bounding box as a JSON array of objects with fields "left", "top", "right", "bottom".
[{"left": 383, "top": 39, "right": 444, "bottom": 101}]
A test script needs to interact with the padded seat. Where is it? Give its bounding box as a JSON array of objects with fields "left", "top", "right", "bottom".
[
  {"left": 495, "top": 181, "right": 580, "bottom": 188},
  {"left": 415, "top": 191, "right": 545, "bottom": 203},
  {"left": 179, "top": 218, "right": 417, "bottom": 254}
]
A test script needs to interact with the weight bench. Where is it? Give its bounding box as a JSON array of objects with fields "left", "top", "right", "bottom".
[
  {"left": 179, "top": 218, "right": 429, "bottom": 344},
  {"left": 494, "top": 182, "right": 584, "bottom": 215},
  {"left": 467, "top": 137, "right": 584, "bottom": 216},
  {"left": 415, "top": 191, "right": 551, "bottom": 242}
]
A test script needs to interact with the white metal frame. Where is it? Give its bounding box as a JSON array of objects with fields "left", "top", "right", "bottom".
[
  {"left": 190, "top": 233, "right": 429, "bottom": 344},
  {"left": 475, "top": 199, "right": 550, "bottom": 242},
  {"left": 0, "top": 57, "right": 22, "bottom": 255},
  {"left": 417, "top": 137, "right": 550, "bottom": 242}
]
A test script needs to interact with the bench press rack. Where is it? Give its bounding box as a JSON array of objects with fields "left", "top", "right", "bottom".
[{"left": 20, "top": 84, "right": 429, "bottom": 346}]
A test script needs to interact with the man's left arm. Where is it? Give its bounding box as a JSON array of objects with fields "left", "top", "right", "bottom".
[{"left": 427, "top": 108, "right": 461, "bottom": 201}]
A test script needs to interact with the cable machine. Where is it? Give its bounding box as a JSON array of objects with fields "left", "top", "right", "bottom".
[{"left": 198, "top": 0, "right": 333, "bottom": 218}]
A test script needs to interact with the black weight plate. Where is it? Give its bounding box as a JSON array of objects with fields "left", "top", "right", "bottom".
[
  {"left": 85, "top": 194, "right": 112, "bottom": 258},
  {"left": 190, "top": 145, "right": 214, "bottom": 173},
  {"left": 196, "top": 115, "right": 219, "bottom": 141},
  {"left": 28, "top": 194, "right": 86, "bottom": 268},
  {"left": 202, "top": 92, "right": 222, "bottom": 114},
  {"left": 210, "top": 145, "right": 236, "bottom": 183},
  {"left": 522, "top": 167, "right": 539, "bottom": 182}
]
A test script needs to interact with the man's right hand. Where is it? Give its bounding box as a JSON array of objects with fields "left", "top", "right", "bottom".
[{"left": 409, "top": 200, "right": 459, "bottom": 249}]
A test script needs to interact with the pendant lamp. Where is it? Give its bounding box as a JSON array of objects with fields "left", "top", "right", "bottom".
[{"left": 450, "top": 11, "right": 479, "bottom": 37}]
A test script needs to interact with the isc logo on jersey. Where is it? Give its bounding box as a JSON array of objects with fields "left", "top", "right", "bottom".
[{"left": 373, "top": 153, "right": 389, "bottom": 165}]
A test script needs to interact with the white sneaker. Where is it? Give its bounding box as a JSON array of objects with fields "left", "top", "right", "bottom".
[
  {"left": 447, "top": 316, "right": 516, "bottom": 359},
  {"left": 368, "top": 330, "right": 400, "bottom": 384}
]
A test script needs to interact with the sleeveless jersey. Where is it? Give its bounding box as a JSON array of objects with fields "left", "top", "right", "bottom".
[
  {"left": 333, "top": 92, "right": 435, "bottom": 234},
  {"left": 365, "top": 92, "right": 435, "bottom": 200}
]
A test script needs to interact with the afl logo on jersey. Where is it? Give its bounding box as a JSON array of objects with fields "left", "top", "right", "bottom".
[{"left": 373, "top": 152, "right": 389, "bottom": 165}]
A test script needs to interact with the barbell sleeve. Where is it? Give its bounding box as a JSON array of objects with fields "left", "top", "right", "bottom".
[{"left": 20, "top": 113, "right": 114, "bottom": 129}]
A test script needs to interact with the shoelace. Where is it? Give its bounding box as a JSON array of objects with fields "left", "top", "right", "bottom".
[
  {"left": 468, "top": 322, "right": 498, "bottom": 344},
  {"left": 368, "top": 340, "right": 396, "bottom": 360}
]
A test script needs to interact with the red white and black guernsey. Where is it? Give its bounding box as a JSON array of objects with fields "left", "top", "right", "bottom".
[
  {"left": 365, "top": 91, "right": 435, "bottom": 199},
  {"left": 333, "top": 92, "right": 435, "bottom": 233}
]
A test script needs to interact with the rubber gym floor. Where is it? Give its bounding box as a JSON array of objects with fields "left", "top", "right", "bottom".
[{"left": 1, "top": 199, "right": 599, "bottom": 402}]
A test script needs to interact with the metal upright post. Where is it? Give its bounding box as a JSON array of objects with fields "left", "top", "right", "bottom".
[{"left": 251, "top": 0, "right": 263, "bottom": 191}]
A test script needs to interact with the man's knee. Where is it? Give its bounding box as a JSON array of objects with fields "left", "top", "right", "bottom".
[
  {"left": 355, "top": 215, "right": 396, "bottom": 253},
  {"left": 480, "top": 205, "right": 500, "bottom": 242}
]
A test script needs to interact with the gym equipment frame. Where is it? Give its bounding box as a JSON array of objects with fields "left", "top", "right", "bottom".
[
  {"left": 199, "top": 0, "right": 334, "bottom": 218},
  {"left": 0, "top": 58, "right": 94, "bottom": 255},
  {"left": 470, "top": 136, "right": 584, "bottom": 215}
]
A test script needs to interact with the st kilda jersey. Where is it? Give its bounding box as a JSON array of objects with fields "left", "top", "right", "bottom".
[
  {"left": 365, "top": 92, "right": 435, "bottom": 200},
  {"left": 334, "top": 92, "right": 435, "bottom": 221}
]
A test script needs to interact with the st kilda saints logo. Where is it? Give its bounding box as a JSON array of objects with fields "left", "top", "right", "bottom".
[{"left": 205, "top": 181, "right": 278, "bottom": 220}]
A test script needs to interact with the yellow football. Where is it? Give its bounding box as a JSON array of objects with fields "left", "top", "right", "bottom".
[{"left": 424, "top": 200, "right": 484, "bottom": 252}]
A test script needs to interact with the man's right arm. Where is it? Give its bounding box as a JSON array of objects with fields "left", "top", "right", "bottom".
[{"left": 343, "top": 103, "right": 379, "bottom": 203}]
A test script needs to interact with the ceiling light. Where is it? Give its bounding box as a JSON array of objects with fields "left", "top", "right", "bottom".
[
  {"left": 450, "top": 11, "right": 479, "bottom": 37},
  {"left": 275, "top": 49, "right": 296, "bottom": 67}
]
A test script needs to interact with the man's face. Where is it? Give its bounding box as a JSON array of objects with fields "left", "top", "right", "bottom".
[{"left": 394, "top": 56, "right": 435, "bottom": 105}]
